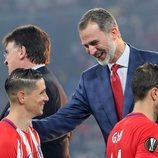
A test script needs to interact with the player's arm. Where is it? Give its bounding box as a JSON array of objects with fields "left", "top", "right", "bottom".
[{"left": 135, "top": 126, "right": 158, "bottom": 158}]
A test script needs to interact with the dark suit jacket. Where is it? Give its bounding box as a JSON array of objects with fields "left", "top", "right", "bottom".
[
  {"left": 33, "top": 46, "right": 158, "bottom": 154},
  {"left": 1, "top": 66, "right": 70, "bottom": 158}
]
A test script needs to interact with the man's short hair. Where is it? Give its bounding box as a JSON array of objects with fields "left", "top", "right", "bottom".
[
  {"left": 5, "top": 68, "right": 43, "bottom": 99},
  {"left": 132, "top": 63, "right": 158, "bottom": 101},
  {"left": 2, "top": 25, "right": 51, "bottom": 64}
]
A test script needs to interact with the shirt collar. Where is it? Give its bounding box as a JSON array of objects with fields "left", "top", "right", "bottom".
[
  {"left": 32, "top": 64, "right": 45, "bottom": 70},
  {"left": 108, "top": 43, "right": 130, "bottom": 69}
]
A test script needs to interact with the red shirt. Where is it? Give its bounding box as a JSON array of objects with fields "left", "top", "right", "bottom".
[
  {"left": 0, "top": 118, "right": 43, "bottom": 158},
  {"left": 106, "top": 113, "right": 158, "bottom": 158}
]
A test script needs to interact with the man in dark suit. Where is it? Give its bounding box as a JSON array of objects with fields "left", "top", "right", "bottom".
[
  {"left": 1, "top": 25, "right": 70, "bottom": 158},
  {"left": 32, "top": 8, "right": 158, "bottom": 157}
]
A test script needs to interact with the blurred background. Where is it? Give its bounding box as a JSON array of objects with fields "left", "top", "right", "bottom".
[{"left": 0, "top": 0, "right": 158, "bottom": 157}]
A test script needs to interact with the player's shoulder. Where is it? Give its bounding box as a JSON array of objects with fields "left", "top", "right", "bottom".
[
  {"left": 113, "top": 114, "right": 154, "bottom": 132},
  {"left": 0, "top": 121, "right": 17, "bottom": 139},
  {"left": 126, "top": 114, "right": 158, "bottom": 133}
]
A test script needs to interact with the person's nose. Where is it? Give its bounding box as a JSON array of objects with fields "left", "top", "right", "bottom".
[
  {"left": 87, "top": 45, "right": 97, "bottom": 56},
  {"left": 44, "top": 92, "right": 49, "bottom": 102}
]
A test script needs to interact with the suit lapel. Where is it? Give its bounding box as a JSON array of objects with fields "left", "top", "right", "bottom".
[
  {"left": 123, "top": 46, "right": 144, "bottom": 116},
  {"left": 96, "top": 65, "right": 118, "bottom": 126}
]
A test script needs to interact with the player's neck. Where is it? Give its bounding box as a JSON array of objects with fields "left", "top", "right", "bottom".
[
  {"left": 6, "top": 111, "right": 32, "bottom": 131},
  {"left": 133, "top": 101, "right": 156, "bottom": 122}
]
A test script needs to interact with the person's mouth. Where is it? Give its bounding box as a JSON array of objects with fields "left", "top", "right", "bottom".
[{"left": 95, "top": 51, "right": 106, "bottom": 60}]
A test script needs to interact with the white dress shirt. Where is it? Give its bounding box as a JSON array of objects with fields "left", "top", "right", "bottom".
[{"left": 108, "top": 44, "right": 130, "bottom": 94}]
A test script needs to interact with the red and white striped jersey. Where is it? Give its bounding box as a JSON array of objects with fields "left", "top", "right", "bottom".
[{"left": 0, "top": 118, "right": 43, "bottom": 158}]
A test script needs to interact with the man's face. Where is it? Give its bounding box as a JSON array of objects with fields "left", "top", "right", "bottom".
[
  {"left": 79, "top": 22, "right": 117, "bottom": 65},
  {"left": 24, "top": 78, "right": 49, "bottom": 117},
  {"left": 3, "top": 41, "right": 22, "bottom": 74}
]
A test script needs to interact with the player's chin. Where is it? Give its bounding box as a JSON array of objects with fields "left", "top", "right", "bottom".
[
  {"left": 38, "top": 107, "right": 44, "bottom": 116},
  {"left": 39, "top": 109, "right": 44, "bottom": 115}
]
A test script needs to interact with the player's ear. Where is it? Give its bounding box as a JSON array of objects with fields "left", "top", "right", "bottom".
[
  {"left": 151, "top": 87, "right": 158, "bottom": 101},
  {"left": 17, "top": 90, "right": 25, "bottom": 104}
]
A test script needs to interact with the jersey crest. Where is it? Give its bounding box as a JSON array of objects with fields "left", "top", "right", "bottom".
[{"left": 145, "top": 137, "right": 158, "bottom": 152}]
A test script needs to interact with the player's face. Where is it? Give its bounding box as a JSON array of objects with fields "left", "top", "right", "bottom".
[
  {"left": 24, "top": 79, "right": 49, "bottom": 117},
  {"left": 79, "top": 22, "right": 117, "bottom": 65}
]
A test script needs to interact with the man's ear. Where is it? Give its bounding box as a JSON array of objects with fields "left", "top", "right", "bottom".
[
  {"left": 151, "top": 87, "right": 158, "bottom": 101},
  {"left": 18, "top": 46, "right": 26, "bottom": 60},
  {"left": 111, "top": 26, "right": 121, "bottom": 39},
  {"left": 17, "top": 90, "right": 25, "bottom": 104}
]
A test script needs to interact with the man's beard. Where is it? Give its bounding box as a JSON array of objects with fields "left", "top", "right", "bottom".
[{"left": 96, "top": 39, "right": 116, "bottom": 66}]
